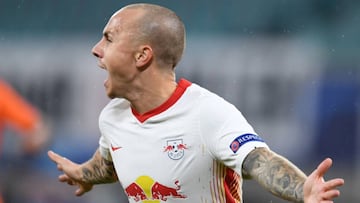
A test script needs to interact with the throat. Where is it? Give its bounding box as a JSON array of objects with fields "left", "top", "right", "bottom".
[{"left": 130, "top": 80, "right": 190, "bottom": 122}]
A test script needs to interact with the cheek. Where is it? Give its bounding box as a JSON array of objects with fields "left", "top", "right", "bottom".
[
  {"left": 105, "top": 52, "right": 121, "bottom": 67},
  {"left": 106, "top": 51, "right": 130, "bottom": 69},
  {"left": 107, "top": 64, "right": 132, "bottom": 83},
  {"left": 104, "top": 48, "right": 136, "bottom": 78}
]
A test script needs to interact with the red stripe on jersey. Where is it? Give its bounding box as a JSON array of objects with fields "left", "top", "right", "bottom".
[
  {"left": 224, "top": 168, "right": 242, "bottom": 203},
  {"left": 132, "top": 78, "right": 192, "bottom": 123}
]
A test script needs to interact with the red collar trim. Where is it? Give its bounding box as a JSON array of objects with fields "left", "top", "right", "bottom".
[{"left": 132, "top": 78, "right": 192, "bottom": 123}]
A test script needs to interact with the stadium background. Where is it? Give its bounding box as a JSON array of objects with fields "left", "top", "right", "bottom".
[{"left": 0, "top": 0, "right": 359, "bottom": 202}]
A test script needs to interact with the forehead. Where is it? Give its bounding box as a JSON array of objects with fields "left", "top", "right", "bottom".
[
  {"left": 102, "top": 14, "right": 122, "bottom": 35},
  {"left": 103, "top": 8, "right": 143, "bottom": 35}
]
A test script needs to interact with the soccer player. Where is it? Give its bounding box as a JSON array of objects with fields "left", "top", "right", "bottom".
[{"left": 48, "top": 3, "right": 344, "bottom": 203}]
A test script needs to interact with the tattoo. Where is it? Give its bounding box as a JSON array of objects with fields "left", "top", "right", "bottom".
[
  {"left": 81, "top": 149, "right": 118, "bottom": 184},
  {"left": 242, "top": 148, "right": 306, "bottom": 203}
]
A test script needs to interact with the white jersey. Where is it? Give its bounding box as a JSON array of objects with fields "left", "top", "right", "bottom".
[{"left": 98, "top": 79, "right": 268, "bottom": 203}]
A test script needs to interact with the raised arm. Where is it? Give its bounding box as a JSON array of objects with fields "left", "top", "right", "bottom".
[
  {"left": 48, "top": 148, "right": 118, "bottom": 196},
  {"left": 242, "top": 147, "right": 344, "bottom": 203},
  {"left": 80, "top": 149, "right": 118, "bottom": 184},
  {"left": 242, "top": 147, "right": 306, "bottom": 202}
]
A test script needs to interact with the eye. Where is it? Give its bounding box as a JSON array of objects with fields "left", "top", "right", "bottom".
[
  {"left": 103, "top": 32, "right": 113, "bottom": 43},
  {"left": 105, "top": 36, "right": 112, "bottom": 43}
]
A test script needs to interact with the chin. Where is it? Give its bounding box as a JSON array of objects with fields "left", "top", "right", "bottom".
[
  {"left": 106, "top": 89, "right": 115, "bottom": 99},
  {"left": 107, "top": 93, "right": 116, "bottom": 99},
  {"left": 106, "top": 88, "right": 122, "bottom": 99}
]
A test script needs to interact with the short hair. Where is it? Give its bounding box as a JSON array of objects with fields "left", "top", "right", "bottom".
[{"left": 124, "top": 4, "right": 186, "bottom": 68}]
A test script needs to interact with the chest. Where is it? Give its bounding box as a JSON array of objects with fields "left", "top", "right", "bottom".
[{"left": 104, "top": 113, "right": 214, "bottom": 199}]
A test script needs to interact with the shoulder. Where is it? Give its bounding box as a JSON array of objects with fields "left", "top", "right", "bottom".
[
  {"left": 186, "top": 83, "right": 246, "bottom": 131},
  {"left": 104, "top": 98, "right": 129, "bottom": 109},
  {"left": 189, "top": 83, "right": 239, "bottom": 117},
  {"left": 99, "top": 98, "right": 130, "bottom": 120}
]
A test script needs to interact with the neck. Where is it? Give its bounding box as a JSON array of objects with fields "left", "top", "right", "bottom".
[{"left": 127, "top": 74, "right": 177, "bottom": 114}]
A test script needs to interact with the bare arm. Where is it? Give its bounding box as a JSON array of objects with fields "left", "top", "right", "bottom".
[
  {"left": 81, "top": 149, "right": 118, "bottom": 184},
  {"left": 242, "top": 147, "right": 306, "bottom": 203},
  {"left": 48, "top": 148, "right": 118, "bottom": 196}
]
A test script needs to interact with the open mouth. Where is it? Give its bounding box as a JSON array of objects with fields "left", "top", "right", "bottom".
[{"left": 104, "top": 77, "right": 109, "bottom": 88}]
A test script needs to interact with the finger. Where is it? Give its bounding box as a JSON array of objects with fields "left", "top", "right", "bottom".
[
  {"left": 75, "top": 188, "right": 85, "bottom": 196},
  {"left": 57, "top": 163, "right": 63, "bottom": 171},
  {"left": 58, "top": 174, "right": 76, "bottom": 186},
  {"left": 48, "top": 150, "right": 67, "bottom": 164},
  {"left": 75, "top": 183, "right": 93, "bottom": 196},
  {"left": 323, "top": 178, "right": 345, "bottom": 190},
  {"left": 59, "top": 174, "right": 70, "bottom": 182},
  {"left": 67, "top": 180, "right": 75, "bottom": 186},
  {"left": 75, "top": 185, "right": 91, "bottom": 196},
  {"left": 321, "top": 189, "right": 341, "bottom": 200},
  {"left": 314, "top": 158, "right": 333, "bottom": 178}
]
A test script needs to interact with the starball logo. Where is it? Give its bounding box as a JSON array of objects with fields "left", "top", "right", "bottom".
[{"left": 230, "top": 134, "right": 264, "bottom": 153}]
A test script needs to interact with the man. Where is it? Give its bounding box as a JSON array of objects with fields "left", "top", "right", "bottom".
[{"left": 48, "top": 3, "right": 344, "bottom": 203}]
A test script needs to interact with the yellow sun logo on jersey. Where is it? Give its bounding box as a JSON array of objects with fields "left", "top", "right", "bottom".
[{"left": 125, "top": 175, "right": 187, "bottom": 202}]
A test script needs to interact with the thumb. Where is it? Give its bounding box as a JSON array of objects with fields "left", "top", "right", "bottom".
[
  {"left": 312, "top": 158, "right": 332, "bottom": 178},
  {"left": 75, "top": 183, "right": 93, "bottom": 196}
]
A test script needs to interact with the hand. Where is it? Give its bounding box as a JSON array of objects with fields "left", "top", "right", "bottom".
[
  {"left": 304, "top": 158, "right": 344, "bottom": 203},
  {"left": 48, "top": 150, "right": 94, "bottom": 196}
]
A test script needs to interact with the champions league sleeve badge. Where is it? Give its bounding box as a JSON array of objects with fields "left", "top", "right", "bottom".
[
  {"left": 230, "top": 134, "right": 264, "bottom": 153},
  {"left": 164, "top": 139, "right": 188, "bottom": 160}
]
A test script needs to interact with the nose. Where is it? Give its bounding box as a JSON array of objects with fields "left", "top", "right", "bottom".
[{"left": 91, "top": 41, "right": 103, "bottom": 58}]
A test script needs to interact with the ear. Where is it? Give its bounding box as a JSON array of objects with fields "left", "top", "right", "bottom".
[{"left": 135, "top": 45, "right": 153, "bottom": 68}]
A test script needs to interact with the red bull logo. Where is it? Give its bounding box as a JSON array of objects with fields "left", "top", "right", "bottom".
[{"left": 125, "top": 175, "right": 187, "bottom": 202}]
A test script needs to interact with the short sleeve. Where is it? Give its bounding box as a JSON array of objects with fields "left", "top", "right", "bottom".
[
  {"left": 98, "top": 98, "right": 129, "bottom": 162},
  {"left": 99, "top": 135, "right": 112, "bottom": 161},
  {"left": 200, "top": 96, "right": 268, "bottom": 175}
]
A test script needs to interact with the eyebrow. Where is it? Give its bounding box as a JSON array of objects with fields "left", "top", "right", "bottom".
[{"left": 103, "top": 31, "right": 111, "bottom": 39}]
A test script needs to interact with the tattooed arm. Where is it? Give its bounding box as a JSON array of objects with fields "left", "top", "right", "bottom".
[
  {"left": 242, "top": 147, "right": 306, "bottom": 203},
  {"left": 242, "top": 148, "right": 344, "bottom": 203},
  {"left": 48, "top": 149, "right": 118, "bottom": 196},
  {"left": 81, "top": 149, "right": 118, "bottom": 184}
]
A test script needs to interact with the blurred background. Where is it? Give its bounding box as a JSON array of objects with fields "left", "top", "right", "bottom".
[{"left": 0, "top": 0, "right": 359, "bottom": 202}]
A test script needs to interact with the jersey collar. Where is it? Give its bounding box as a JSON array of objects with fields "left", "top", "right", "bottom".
[{"left": 131, "top": 78, "right": 192, "bottom": 123}]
